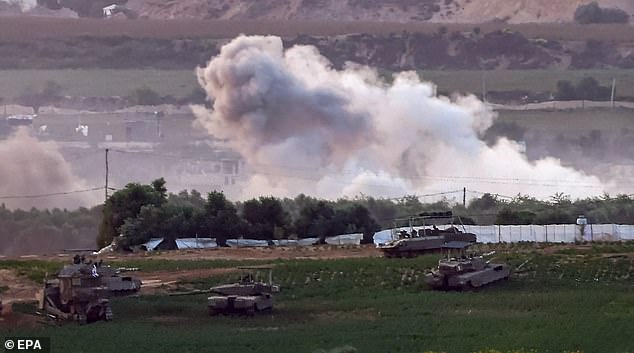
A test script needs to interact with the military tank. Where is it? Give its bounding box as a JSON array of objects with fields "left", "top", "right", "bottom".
[
  {"left": 95, "top": 264, "right": 142, "bottom": 296},
  {"left": 39, "top": 263, "right": 112, "bottom": 324},
  {"left": 379, "top": 211, "right": 477, "bottom": 258},
  {"left": 425, "top": 241, "right": 511, "bottom": 290},
  {"left": 69, "top": 256, "right": 142, "bottom": 296},
  {"left": 172, "top": 266, "right": 279, "bottom": 316}
]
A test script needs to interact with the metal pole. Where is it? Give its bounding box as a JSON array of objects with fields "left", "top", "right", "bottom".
[
  {"left": 105, "top": 148, "right": 109, "bottom": 202},
  {"left": 610, "top": 78, "right": 616, "bottom": 108},
  {"left": 463, "top": 187, "right": 466, "bottom": 208},
  {"left": 481, "top": 71, "right": 487, "bottom": 103}
]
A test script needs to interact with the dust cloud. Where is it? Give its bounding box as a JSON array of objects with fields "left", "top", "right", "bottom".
[
  {"left": 0, "top": 128, "right": 100, "bottom": 209},
  {"left": 195, "top": 35, "right": 607, "bottom": 200}
]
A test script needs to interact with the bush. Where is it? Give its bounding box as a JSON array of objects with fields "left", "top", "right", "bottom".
[
  {"left": 555, "top": 80, "right": 576, "bottom": 100},
  {"left": 574, "top": 2, "right": 629, "bottom": 24},
  {"left": 554, "top": 77, "right": 611, "bottom": 101},
  {"left": 128, "top": 86, "right": 163, "bottom": 106}
]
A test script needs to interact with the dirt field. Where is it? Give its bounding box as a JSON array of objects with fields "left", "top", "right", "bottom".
[
  {"left": 2, "top": 17, "right": 634, "bottom": 41},
  {"left": 0, "top": 245, "right": 380, "bottom": 327}
]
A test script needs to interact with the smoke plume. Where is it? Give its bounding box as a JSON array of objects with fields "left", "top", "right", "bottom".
[
  {"left": 195, "top": 35, "right": 606, "bottom": 200},
  {"left": 0, "top": 0, "right": 36, "bottom": 10},
  {"left": 0, "top": 128, "right": 99, "bottom": 209}
]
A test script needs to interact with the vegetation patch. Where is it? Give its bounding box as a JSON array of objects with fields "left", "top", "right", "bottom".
[{"left": 3, "top": 251, "right": 633, "bottom": 353}]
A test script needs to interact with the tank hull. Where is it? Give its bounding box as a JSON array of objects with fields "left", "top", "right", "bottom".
[
  {"left": 208, "top": 294, "right": 273, "bottom": 315},
  {"left": 40, "top": 285, "right": 112, "bottom": 324},
  {"left": 380, "top": 232, "right": 476, "bottom": 258},
  {"left": 425, "top": 263, "right": 511, "bottom": 290}
]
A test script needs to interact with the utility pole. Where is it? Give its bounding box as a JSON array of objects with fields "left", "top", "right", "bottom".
[
  {"left": 105, "top": 148, "right": 109, "bottom": 201},
  {"left": 610, "top": 77, "right": 616, "bottom": 108},
  {"left": 481, "top": 71, "right": 487, "bottom": 103},
  {"left": 463, "top": 187, "right": 466, "bottom": 208}
]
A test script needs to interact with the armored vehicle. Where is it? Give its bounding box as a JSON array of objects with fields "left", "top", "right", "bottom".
[
  {"left": 379, "top": 211, "right": 476, "bottom": 258},
  {"left": 69, "top": 256, "right": 142, "bottom": 296},
  {"left": 425, "top": 241, "right": 511, "bottom": 290},
  {"left": 172, "top": 266, "right": 279, "bottom": 316},
  {"left": 95, "top": 264, "right": 142, "bottom": 296},
  {"left": 39, "top": 263, "right": 112, "bottom": 324}
]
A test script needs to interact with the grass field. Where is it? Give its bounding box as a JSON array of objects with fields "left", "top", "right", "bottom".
[
  {"left": 2, "top": 69, "right": 634, "bottom": 100},
  {"left": 0, "top": 69, "right": 198, "bottom": 98},
  {"left": 421, "top": 70, "right": 634, "bottom": 97},
  {"left": 498, "top": 108, "right": 634, "bottom": 134},
  {"left": 3, "top": 245, "right": 634, "bottom": 353}
]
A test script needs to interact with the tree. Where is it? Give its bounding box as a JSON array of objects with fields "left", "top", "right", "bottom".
[
  {"left": 468, "top": 193, "right": 499, "bottom": 212},
  {"left": 342, "top": 204, "right": 381, "bottom": 244},
  {"left": 555, "top": 80, "right": 576, "bottom": 100},
  {"left": 199, "top": 191, "right": 244, "bottom": 246},
  {"left": 167, "top": 189, "right": 206, "bottom": 209},
  {"left": 495, "top": 207, "right": 536, "bottom": 225},
  {"left": 242, "top": 196, "right": 290, "bottom": 241},
  {"left": 295, "top": 201, "right": 337, "bottom": 243},
  {"left": 576, "top": 77, "right": 601, "bottom": 100},
  {"left": 16, "top": 80, "right": 64, "bottom": 114},
  {"left": 394, "top": 195, "right": 425, "bottom": 218},
  {"left": 96, "top": 178, "right": 167, "bottom": 248},
  {"left": 574, "top": 2, "right": 629, "bottom": 24},
  {"left": 119, "top": 202, "right": 203, "bottom": 248},
  {"left": 574, "top": 2, "right": 603, "bottom": 24},
  {"left": 128, "top": 86, "right": 163, "bottom": 106}
]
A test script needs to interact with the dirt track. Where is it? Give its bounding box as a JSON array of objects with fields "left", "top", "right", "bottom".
[{"left": 143, "top": 245, "right": 381, "bottom": 261}]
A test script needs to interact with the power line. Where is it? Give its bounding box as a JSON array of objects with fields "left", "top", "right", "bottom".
[
  {"left": 109, "top": 149, "right": 608, "bottom": 188},
  {"left": 467, "top": 189, "right": 515, "bottom": 200},
  {"left": 0, "top": 187, "right": 104, "bottom": 200}
]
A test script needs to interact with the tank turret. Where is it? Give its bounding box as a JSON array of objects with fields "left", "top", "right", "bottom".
[
  {"left": 379, "top": 212, "right": 477, "bottom": 258},
  {"left": 171, "top": 266, "right": 279, "bottom": 316},
  {"left": 425, "top": 242, "right": 511, "bottom": 290}
]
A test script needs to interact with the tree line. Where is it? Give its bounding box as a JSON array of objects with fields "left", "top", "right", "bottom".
[
  {"left": 96, "top": 178, "right": 382, "bottom": 249},
  {"left": 3, "top": 179, "right": 634, "bottom": 255}
]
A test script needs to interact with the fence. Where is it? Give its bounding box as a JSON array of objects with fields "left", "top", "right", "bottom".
[{"left": 373, "top": 224, "right": 634, "bottom": 245}]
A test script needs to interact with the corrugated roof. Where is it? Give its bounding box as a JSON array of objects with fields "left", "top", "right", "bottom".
[
  {"left": 175, "top": 238, "right": 217, "bottom": 249},
  {"left": 142, "top": 238, "right": 165, "bottom": 251}
]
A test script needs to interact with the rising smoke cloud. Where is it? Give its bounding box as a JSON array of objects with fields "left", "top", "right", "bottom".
[
  {"left": 0, "top": 128, "right": 99, "bottom": 209},
  {"left": 0, "top": 0, "right": 36, "bottom": 10},
  {"left": 195, "top": 35, "right": 606, "bottom": 200}
]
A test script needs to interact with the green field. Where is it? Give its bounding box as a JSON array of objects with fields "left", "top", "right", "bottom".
[
  {"left": 1, "top": 69, "right": 634, "bottom": 100},
  {"left": 0, "top": 69, "right": 198, "bottom": 98},
  {"left": 498, "top": 108, "right": 634, "bottom": 134},
  {"left": 421, "top": 70, "right": 634, "bottom": 97},
  {"left": 3, "top": 245, "right": 634, "bottom": 353}
]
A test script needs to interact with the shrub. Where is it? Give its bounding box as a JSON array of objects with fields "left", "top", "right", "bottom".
[
  {"left": 128, "top": 86, "right": 163, "bottom": 106},
  {"left": 574, "top": 2, "right": 629, "bottom": 24}
]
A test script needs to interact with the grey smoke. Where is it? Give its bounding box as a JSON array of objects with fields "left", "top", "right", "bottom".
[
  {"left": 0, "top": 128, "right": 98, "bottom": 209},
  {"left": 197, "top": 35, "right": 374, "bottom": 168},
  {"left": 195, "top": 35, "right": 606, "bottom": 200},
  {"left": 0, "top": 0, "right": 36, "bottom": 10}
]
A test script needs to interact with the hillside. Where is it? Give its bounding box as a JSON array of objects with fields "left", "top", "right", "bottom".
[
  {"left": 436, "top": 0, "right": 634, "bottom": 23},
  {"left": 122, "top": 0, "right": 634, "bottom": 22},
  {"left": 6, "top": 0, "right": 634, "bottom": 23},
  {"left": 125, "top": 0, "right": 634, "bottom": 22}
]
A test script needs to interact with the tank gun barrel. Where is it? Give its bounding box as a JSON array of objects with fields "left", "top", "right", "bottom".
[
  {"left": 115, "top": 267, "right": 140, "bottom": 273},
  {"left": 169, "top": 289, "right": 215, "bottom": 297}
]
